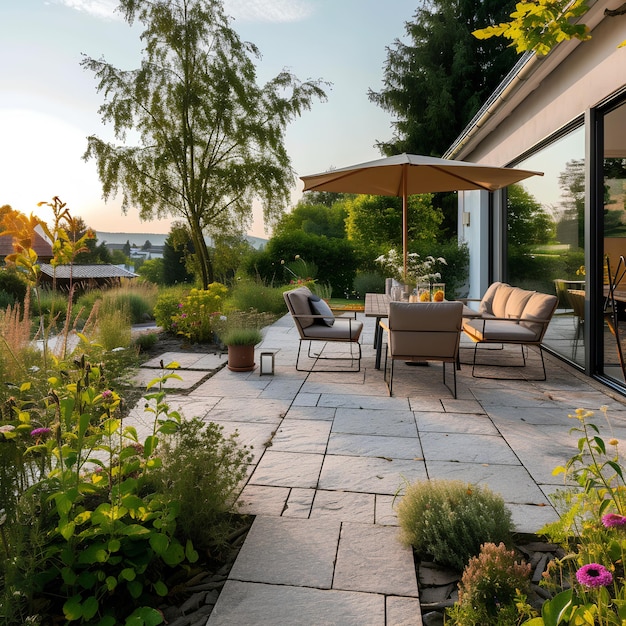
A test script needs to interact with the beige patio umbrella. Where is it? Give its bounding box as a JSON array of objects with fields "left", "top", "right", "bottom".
[{"left": 300, "top": 153, "right": 543, "bottom": 279}]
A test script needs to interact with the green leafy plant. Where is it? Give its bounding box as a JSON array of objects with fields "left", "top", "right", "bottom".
[
  {"left": 145, "top": 418, "right": 253, "bottom": 551},
  {"left": 397, "top": 479, "right": 514, "bottom": 570},
  {"left": 153, "top": 285, "right": 189, "bottom": 334},
  {"left": 446, "top": 542, "right": 534, "bottom": 625},
  {"left": 524, "top": 407, "right": 626, "bottom": 625},
  {"left": 1, "top": 359, "right": 198, "bottom": 624}
]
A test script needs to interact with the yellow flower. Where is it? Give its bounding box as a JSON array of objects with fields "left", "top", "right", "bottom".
[{"left": 609, "top": 438, "right": 619, "bottom": 446}]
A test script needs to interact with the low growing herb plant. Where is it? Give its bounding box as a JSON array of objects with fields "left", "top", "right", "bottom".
[{"left": 397, "top": 478, "right": 513, "bottom": 571}]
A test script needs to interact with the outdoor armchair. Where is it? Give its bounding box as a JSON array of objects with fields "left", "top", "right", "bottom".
[
  {"left": 283, "top": 286, "right": 363, "bottom": 372},
  {"left": 380, "top": 301, "right": 463, "bottom": 398}
]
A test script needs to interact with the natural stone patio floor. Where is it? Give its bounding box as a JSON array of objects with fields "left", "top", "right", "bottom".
[{"left": 131, "top": 313, "right": 626, "bottom": 626}]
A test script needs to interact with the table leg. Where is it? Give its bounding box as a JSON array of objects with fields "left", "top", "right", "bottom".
[{"left": 375, "top": 318, "right": 384, "bottom": 369}]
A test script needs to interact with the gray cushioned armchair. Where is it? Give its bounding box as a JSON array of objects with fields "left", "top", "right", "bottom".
[{"left": 283, "top": 286, "right": 363, "bottom": 372}]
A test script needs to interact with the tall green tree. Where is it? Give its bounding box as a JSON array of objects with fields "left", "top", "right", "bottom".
[
  {"left": 274, "top": 201, "right": 348, "bottom": 239},
  {"left": 369, "top": 0, "right": 518, "bottom": 157},
  {"left": 82, "top": 0, "right": 326, "bottom": 289},
  {"left": 163, "top": 223, "right": 194, "bottom": 285},
  {"left": 345, "top": 194, "right": 442, "bottom": 249},
  {"left": 507, "top": 184, "right": 555, "bottom": 247}
]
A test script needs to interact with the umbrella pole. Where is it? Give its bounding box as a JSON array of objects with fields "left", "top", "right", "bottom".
[{"left": 402, "top": 165, "right": 408, "bottom": 282}]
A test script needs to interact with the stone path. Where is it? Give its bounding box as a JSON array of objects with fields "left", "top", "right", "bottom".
[{"left": 131, "top": 313, "right": 626, "bottom": 626}]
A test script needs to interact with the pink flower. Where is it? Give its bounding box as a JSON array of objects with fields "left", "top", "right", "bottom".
[
  {"left": 576, "top": 563, "right": 613, "bottom": 588},
  {"left": 602, "top": 513, "right": 626, "bottom": 528},
  {"left": 30, "top": 427, "right": 52, "bottom": 439}
]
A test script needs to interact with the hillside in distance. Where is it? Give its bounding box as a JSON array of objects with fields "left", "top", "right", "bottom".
[{"left": 95, "top": 231, "right": 267, "bottom": 250}]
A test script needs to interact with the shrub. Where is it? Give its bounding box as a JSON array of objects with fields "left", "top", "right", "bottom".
[
  {"left": 353, "top": 271, "right": 385, "bottom": 296},
  {"left": 94, "top": 305, "right": 132, "bottom": 351},
  {"left": 134, "top": 331, "right": 159, "bottom": 352},
  {"left": 0, "top": 289, "right": 15, "bottom": 308},
  {"left": 446, "top": 542, "right": 533, "bottom": 625},
  {"left": 146, "top": 418, "right": 253, "bottom": 551},
  {"left": 153, "top": 285, "right": 190, "bottom": 333},
  {"left": 100, "top": 283, "right": 157, "bottom": 324},
  {"left": 228, "top": 278, "right": 287, "bottom": 315},
  {"left": 0, "top": 268, "right": 27, "bottom": 304},
  {"left": 397, "top": 479, "right": 513, "bottom": 570}
]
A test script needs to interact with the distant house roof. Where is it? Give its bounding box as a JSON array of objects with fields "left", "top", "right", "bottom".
[
  {"left": 39, "top": 264, "right": 138, "bottom": 279},
  {"left": 0, "top": 231, "right": 53, "bottom": 260}
]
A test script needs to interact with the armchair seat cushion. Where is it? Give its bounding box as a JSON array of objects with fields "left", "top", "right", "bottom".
[
  {"left": 302, "top": 318, "right": 363, "bottom": 340},
  {"left": 463, "top": 319, "right": 538, "bottom": 342}
]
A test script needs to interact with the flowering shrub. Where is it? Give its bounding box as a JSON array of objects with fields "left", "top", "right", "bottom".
[
  {"left": 375, "top": 248, "right": 447, "bottom": 284},
  {"left": 524, "top": 407, "right": 626, "bottom": 625},
  {"left": 171, "top": 283, "right": 228, "bottom": 342},
  {"left": 446, "top": 542, "right": 534, "bottom": 625}
]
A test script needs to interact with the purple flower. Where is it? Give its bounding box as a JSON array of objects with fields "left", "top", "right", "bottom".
[
  {"left": 30, "top": 427, "right": 52, "bottom": 439},
  {"left": 602, "top": 513, "right": 626, "bottom": 528},
  {"left": 576, "top": 563, "right": 613, "bottom": 588},
  {"left": 102, "top": 390, "right": 113, "bottom": 400}
]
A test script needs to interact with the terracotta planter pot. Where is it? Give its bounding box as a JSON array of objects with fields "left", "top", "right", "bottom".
[{"left": 227, "top": 344, "right": 256, "bottom": 372}]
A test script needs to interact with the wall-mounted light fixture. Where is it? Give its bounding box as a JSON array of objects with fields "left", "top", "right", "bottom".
[
  {"left": 462, "top": 211, "right": 471, "bottom": 227},
  {"left": 259, "top": 352, "right": 275, "bottom": 375}
]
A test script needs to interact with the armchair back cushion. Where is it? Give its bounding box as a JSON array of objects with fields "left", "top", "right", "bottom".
[
  {"left": 388, "top": 301, "right": 463, "bottom": 360},
  {"left": 284, "top": 286, "right": 315, "bottom": 329}
]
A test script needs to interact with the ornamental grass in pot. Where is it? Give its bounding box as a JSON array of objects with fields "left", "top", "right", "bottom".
[{"left": 216, "top": 309, "right": 273, "bottom": 372}]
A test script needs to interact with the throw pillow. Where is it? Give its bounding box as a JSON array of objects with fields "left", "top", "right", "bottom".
[{"left": 308, "top": 294, "right": 335, "bottom": 326}]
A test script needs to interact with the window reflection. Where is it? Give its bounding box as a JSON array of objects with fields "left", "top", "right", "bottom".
[{"left": 510, "top": 127, "right": 586, "bottom": 366}]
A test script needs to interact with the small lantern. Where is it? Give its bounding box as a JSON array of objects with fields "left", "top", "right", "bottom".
[{"left": 259, "top": 352, "right": 275, "bottom": 375}]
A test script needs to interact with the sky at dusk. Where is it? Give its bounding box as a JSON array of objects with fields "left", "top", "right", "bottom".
[{"left": 1, "top": 0, "right": 417, "bottom": 237}]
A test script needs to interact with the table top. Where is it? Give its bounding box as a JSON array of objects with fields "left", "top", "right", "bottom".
[
  {"left": 364, "top": 293, "right": 390, "bottom": 317},
  {"left": 365, "top": 292, "right": 480, "bottom": 318}
]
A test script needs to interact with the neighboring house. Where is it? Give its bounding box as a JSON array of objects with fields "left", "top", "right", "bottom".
[
  {"left": 0, "top": 231, "right": 53, "bottom": 262},
  {"left": 445, "top": 1, "right": 625, "bottom": 389},
  {"left": 38, "top": 264, "right": 138, "bottom": 291}
]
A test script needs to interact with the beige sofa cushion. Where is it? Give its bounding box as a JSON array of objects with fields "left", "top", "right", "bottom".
[
  {"left": 504, "top": 287, "right": 535, "bottom": 319},
  {"left": 491, "top": 284, "right": 515, "bottom": 318},
  {"left": 463, "top": 319, "right": 537, "bottom": 342},
  {"left": 479, "top": 282, "right": 509, "bottom": 316},
  {"left": 519, "top": 293, "right": 558, "bottom": 338}
]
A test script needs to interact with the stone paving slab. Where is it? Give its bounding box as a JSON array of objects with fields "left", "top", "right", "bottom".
[
  {"left": 270, "top": 419, "right": 332, "bottom": 453},
  {"left": 424, "top": 461, "right": 551, "bottom": 505},
  {"left": 414, "top": 411, "right": 499, "bottom": 435},
  {"left": 249, "top": 450, "right": 324, "bottom": 488},
  {"left": 131, "top": 367, "right": 208, "bottom": 389},
  {"left": 310, "top": 490, "right": 375, "bottom": 523},
  {"left": 333, "top": 523, "right": 419, "bottom": 597},
  {"left": 419, "top": 432, "right": 520, "bottom": 464},
  {"left": 327, "top": 432, "right": 423, "bottom": 460},
  {"left": 228, "top": 516, "right": 340, "bottom": 587},
  {"left": 332, "top": 408, "right": 418, "bottom": 438},
  {"left": 319, "top": 455, "right": 427, "bottom": 495},
  {"left": 208, "top": 581, "right": 387, "bottom": 626}
]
